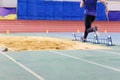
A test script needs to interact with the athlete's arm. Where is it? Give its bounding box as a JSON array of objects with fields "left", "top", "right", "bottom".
[
  {"left": 98, "top": 0, "right": 109, "bottom": 13},
  {"left": 80, "top": 0, "right": 84, "bottom": 8}
]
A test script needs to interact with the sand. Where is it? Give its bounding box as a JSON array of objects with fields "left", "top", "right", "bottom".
[{"left": 0, "top": 36, "right": 108, "bottom": 51}]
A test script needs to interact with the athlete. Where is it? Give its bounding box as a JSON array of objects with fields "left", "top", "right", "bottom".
[{"left": 80, "top": 0, "right": 109, "bottom": 42}]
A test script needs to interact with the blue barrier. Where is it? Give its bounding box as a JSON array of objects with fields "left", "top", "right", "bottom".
[
  {"left": 17, "top": 0, "right": 106, "bottom": 20},
  {"left": 72, "top": 33, "right": 114, "bottom": 46}
]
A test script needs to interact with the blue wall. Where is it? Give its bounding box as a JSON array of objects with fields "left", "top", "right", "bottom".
[
  {"left": 108, "top": 11, "right": 120, "bottom": 21},
  {"left": 17, "top": 0, "right": 106, "bottom": 20}
]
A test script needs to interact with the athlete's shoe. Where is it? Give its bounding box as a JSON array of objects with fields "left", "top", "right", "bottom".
[
  {"left": 81, "top": 37, "right": 87, "bottom": 42},
  {"left": 93, "top": 26, "right": 99, "bottom": 36},
  {"left": 94, "top": 26, "right": 98, "bottom": 31}
]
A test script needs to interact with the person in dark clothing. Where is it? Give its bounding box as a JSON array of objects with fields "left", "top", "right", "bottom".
[{"left": 80, "top": 0, "right": 108, "bottom": 42}]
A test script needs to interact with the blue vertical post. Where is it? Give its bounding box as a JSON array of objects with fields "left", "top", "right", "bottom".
[
  {"left": 107, "top": 35, "right": 113, "bottom": 46},
  {"left": 94, "top": 34, "right": 99, "bottom": 44},
  {"left": 72, "top": 33, "right": 77, "bottom": 40}
]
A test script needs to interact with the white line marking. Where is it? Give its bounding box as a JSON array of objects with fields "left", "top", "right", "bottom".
[
  {"left": 0, "top": 44, "right": 14, "bottom": 51},
  {"left": 94, "top": 50, "right": 120, "bottom": 56},
  {"left": 0, "top": 52, "right": 45, "bottom": 80},
  {"left": 50, "top": 50, "right": 120, "bottom": 72}
]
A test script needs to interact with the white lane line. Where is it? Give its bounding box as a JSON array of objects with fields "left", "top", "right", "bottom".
[
  {"left": 94, "top": 50, "right": 120, "bottom": 56},
  {"left": 50, "top": 50, "right": 120, "bottom": 72},
  {"left": 0, "top": 52, "right": 45, "bottom": 80},
  {"left": 0, "top": 44, "right": 14, "bottom": 51}
]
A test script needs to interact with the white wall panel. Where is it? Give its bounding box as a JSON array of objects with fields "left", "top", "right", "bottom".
[
  {"left": 107, "top": 1, "right": 120, "bottom": 11},
  {"left": 0, "top": 0, "right": 17, "bottom": 7}
]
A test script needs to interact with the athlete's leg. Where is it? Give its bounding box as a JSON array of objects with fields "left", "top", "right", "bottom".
[
  {"left": 86, "top": 15, "right": 96, "bottom": 33},
  {"left": 84, "top": 15, "right": 92, "bottom": 39},
  {"left": 90, "top": 16, "right": 99, "bottom": 36}
]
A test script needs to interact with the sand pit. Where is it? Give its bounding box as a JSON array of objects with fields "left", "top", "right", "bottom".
[{"left": 0, "top": 36, "right": 108, "bottom": 51}]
